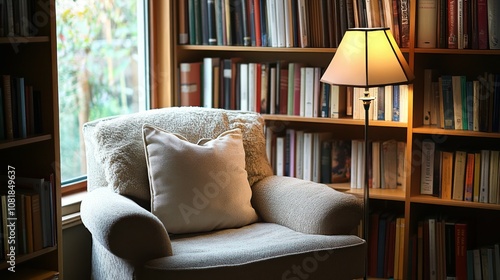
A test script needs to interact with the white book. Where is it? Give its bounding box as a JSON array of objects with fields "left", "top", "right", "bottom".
[
  {"left": 286, "top": 129, "right": 296, "bottom": 177},
  {"left": 239, "top": 63, "right": 249, "bottom": 111},
  {"left": 397, "top": 141, "right": 407, "bottom": 190},
  {"left": 417, "top": 0, "right": 437, "bottom": 48},
  {"left": 300, "top": 67, "right": 306, "bottom": 116},
  {"left": 266, "top": 0, "right": 277, "bottom": 47},
  {"left": 295, "top": 130, "right": 304, "bottom": 179},
  {"left": 203, "top": 57, "right": 220, "bottom": 108},
  {"left": 400, "top": 84, "right": 409, "bottom": 123},
  {"left": 356, "top": 140, "right": 365, "bottom": 190},
  {"left": 330, "top": 85, "right": 340, "bottom": 118},
  {"left": 420, "top": 140, "right": 435, "bottom": 195},
  {"left": 274, "top": 0, "right": 286, "bottom": 47},
  {"left": 303, "top": 67, "right": 315, "bottom": 117},
  {"left": 276, "top": 136, "right": 285, "bottom": 176},
  {"left": 479, "top": 149, "right": 490, "bottom": 203},
  {"left": 384, "top": 85, "right": 393, "bottom": 121},
  {"left": 303, "top": 132, "right": 313, "bottom": 181},
  {"left": 248, "top": 63, "right": 257, "bottom": 112}
]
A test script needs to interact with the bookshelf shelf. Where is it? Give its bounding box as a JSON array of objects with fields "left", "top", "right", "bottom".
[
  {"left": 263, "top": 114, "right": 408, "bottom": 128},
  {"left": 410, "top": 196, "right": 500, "bottom": 211},
  {"left": 0, "top": 0, "right": 62, "bottom": 277},
  {"left": 413, "top": 126, "right": 500, "bottom": 138},
  {"left": 0, "top": 246, "right": 57, "bottom": 270},
  {"left": 0, "top": 36, "right": 50, "bottom": 44},
  {"left": 0, "top": 134, "right": 52, "bottom": 150},
  {"left": 162, "top": 0, "right": 500, "bottom": 279}
]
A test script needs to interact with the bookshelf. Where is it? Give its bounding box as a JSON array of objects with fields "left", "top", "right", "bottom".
[
  {"left": 0, "top": 0, "right": 62, "bottom": 279},
  {"left": 157, "top": 0, "right": 500, "bottom": 279}
]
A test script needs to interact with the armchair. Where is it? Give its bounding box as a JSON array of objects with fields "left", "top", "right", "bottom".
[{"left": 81, "top": 107, "right": 366, "bottom": 280}]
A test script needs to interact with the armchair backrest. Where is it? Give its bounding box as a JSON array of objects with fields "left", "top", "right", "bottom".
[{"left": 83, "top": 107, "right": 273, "bottom": 207}]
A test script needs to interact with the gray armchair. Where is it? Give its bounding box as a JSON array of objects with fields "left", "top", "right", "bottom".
[{"left": 81, "top": 107, "right": 366, "bottom": 280}]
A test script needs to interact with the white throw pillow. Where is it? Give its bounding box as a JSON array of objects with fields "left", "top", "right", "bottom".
[{"left": 142, "top": 124, "right": 258, "bottom": 234}]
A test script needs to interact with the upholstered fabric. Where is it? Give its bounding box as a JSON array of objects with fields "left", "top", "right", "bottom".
[
  {"left": 252, "top": 175, "right": 363, "bottom": 235},
  {"left": 82, "top": 107, "right": 273, "bottom": 205},
  {"left": 142, "top": 125, "right": 258, "bottom": 234},
  {"left": 81, "top": 107, "right": 365, "bottom": 280}
]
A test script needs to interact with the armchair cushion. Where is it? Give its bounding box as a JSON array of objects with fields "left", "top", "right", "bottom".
[{"left": 142, "top": 124, "right": 258, "bottom": 234}]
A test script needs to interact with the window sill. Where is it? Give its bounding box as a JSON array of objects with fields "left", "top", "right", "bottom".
[{"left": 61, "top": 190, "right": 87, "bottom": 229}]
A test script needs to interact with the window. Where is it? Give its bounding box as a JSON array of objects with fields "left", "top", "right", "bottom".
[{"left": 56, "top": 0, "right": 149, "bottom": 185}]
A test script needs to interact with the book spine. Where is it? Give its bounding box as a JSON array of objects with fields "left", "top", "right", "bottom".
[
  {"left": 447, "top": 0, "right": 458, "bottom": 48},
  {"left": 421, "top": 140, "right": 436, "bottom": 195},
  {"left": 399, "top": 0, "right": 410, "bottom": 47},
  {"left": 477, "top": 0, "right": 488, "bottom": 49},
  {"left": 487, "top": 0, "right": 500, "bottom": 49}
]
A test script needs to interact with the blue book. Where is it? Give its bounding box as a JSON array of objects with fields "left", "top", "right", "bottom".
[
  {"left": 259, "top": 0, "right": 268, "bottom": 47},
  {"left": 466, "top": 81, "right": 474, "bottom": 131},
  {"left": 440, "top": 75, "right": 455, "bottom": 129},
  {"left": 377, "top": 86, "right": 385, "bottom": 120},
  {"left": 392, "top": 85, "right": 400, "bottom": 122}
]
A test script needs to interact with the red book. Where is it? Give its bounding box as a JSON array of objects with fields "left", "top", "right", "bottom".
[
  {"left": 252, "top": 0, "right": 262, "bottom": 46},
  {"left": 455, "top": 223, "right": 468, "bottom": 279},
  {"left": 179, "top": 62, "right": 202, "bottom": 106},
  {"left": 447, "top": 0, "right": 458, "bottom": 48},
  {"left": 477, "top": 0, "right": 489, "bottom": 49},
  {"left": 279, "top": 68, "right": 289, "bottom": 115},
  {"left": 464, "top": 153, "right": 475, "bottom": 201}
]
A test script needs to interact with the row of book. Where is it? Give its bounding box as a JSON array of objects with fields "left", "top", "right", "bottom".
[
  {"left": 417, "top": 0, "right": 500, "bottom": 50},
  {"left": 420, "top": 140, "right": 500, "bottom": 205},
  {"left": 367, "top": 212, "right": 406, "bottom": 279},
  {"left": 411, "top": 218, "right": 500, "bottom": 280},
  {"left": 178, "top": 0, "right": 410, "bottom": 48},
  {"left": 179, "top": 58, "right": 409, "bottom": 122},
  {"left": 265, "top": 128, "right": 407, "bottom": 190},
  {"left": 0, "top": 74, "right": 43, "bottom": 141},
  {"left": 423, "top": 70, "right": 500, "bottom": 133},
  {"left": 0, "top": 0, "right": 40, "bottom": 37},
  {"left": 0, "top": 176, "right": 56, "bottom": 260}
]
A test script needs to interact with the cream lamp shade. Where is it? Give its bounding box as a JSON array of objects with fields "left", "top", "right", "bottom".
[{"left": 320, "top": 27, "right": 414, "bottom": 87}]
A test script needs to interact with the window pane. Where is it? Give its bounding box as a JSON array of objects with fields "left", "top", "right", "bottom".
[{"left": 56, "top": 0, "right": 149, "bottom": 183}]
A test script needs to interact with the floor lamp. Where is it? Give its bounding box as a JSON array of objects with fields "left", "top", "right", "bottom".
[{"left": 320, "top": 27, "right": 414, "bottom": 279}]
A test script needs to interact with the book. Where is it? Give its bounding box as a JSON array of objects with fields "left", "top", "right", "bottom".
[
  {"left": 479, "top": 149, "right": 490, "bottom": 203},
  {"left": 452, "top": 150, "right": 467, "bottom": 201},
  {"left": 417, "top": 0, "right": 438, "bottom": 48},
  {"left": 477, "top": 0, "right": 488, "bottom": 49},
  {"left": 488, "top": 150, "right": 499, "bottom": 204},
  {"left": 452, "top": 75, "right": 464, "bottom": 130},
  {"left": 440, "top": 75, "right": 455, "bottom": 129},
  {"left": 399, "top": 0, "right": 410, "bottom": 47},
  {"left": 464, "top": 152, "right": 475, "bottom": 201},
  {"left": 447, "top": 0, "right": 458, "bottom": 48},
  {"left": 2, "top": 75, "right": 14, "bottom": 139},
  {"left": 202, "top": 57, "right": 220, "bottom": 108},
  {"left": 331, "top": 140, "right": 351, "bottom": 183},
  {"left": 382, "top": 139, "right": 398, "bottom": 189},
  {"left": 421, "top": 140, "right": 436, "bottom": 195},
  {"left": 179, "top": 62, "right": 202, "bottom": 106},
  {"left": 178, "top": 0, "right": 189, "bottom": 44},
  {"left": 455, "top": 223, "right": 468, "bottom": 279},
  {"left": 487, "top": 0, "right": 500, "bottom": 49},
  {"left": 441, "top": 150, "right": 454, "bottom": 199}
]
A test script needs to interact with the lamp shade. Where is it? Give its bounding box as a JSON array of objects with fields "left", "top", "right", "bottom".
[{"left": 320, "top": 28, "right": 414, "bottom": 88}]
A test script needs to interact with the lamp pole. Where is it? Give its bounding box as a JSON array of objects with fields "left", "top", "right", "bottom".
[{"left": 361, "top": 91, "right": 375, "bottom": 280}]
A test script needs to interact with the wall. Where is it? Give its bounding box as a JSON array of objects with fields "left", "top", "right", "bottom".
[{"left": 63, "top": 223, "right": 92, "bottom": 280}]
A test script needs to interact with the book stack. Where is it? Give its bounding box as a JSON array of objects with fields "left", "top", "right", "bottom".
[
  {"left": 1, "top": 74, "right": 43, "bottom": 141},
  {"left": 367, "top": 211, "right": 405, "bottom": 279},
  {"left": 178, "top": 0, "right": 410, "bottom": 48},
  {"left": 178, "top": 58, "right": 410, "bottom": 124},
  {"left": 422, "top": 70, "right": 500, "bottom": 132},
  {"left": 0, "top": 0, "right": 40, "bottom": 37},
  {"left": 416, "top": 0, "right": 500, "bottom": 49},
  {"left": 420, "top": 139, "right": 500, "bottom": 205},
  {"left": 350, "top": 139, "right": 407, "bottom": 191},
  {"left": 411, "top": 218, "right": 500, "bottom": 280},
  {"left": 0, "top": 176, "right": 56, "bottom": 260}
]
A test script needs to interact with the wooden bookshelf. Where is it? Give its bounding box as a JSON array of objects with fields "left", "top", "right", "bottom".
[
  {"left": 0, "top": 0, "right": 62, "bottom": 278},
  {"left": 157, "top": 0, "right": 500, "bottom": 279}
]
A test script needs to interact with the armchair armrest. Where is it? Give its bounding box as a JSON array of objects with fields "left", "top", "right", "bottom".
[
  {"left": 81, "top": 187, "right": 172, "bottom": 262},
  {"left": 251, "top": 176, "right": 362, "bottom": 235}
]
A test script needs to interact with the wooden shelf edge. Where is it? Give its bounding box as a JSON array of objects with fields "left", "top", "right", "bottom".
[
  {"left": 411, "top": 195, "right": 500, "bottom": 210},
  {"left": 414, "top": 48, "right": 500, "bottom": 55},
  {"left": 0, "top": 135, "right": 52, "bottom": 150},
  {"left": 412, "top": 126, "right": 500, "bottom": 138},
  {"left": 0, "top": 36, "right": 50, "bottom": 44},
  {"left": 0, "top": 246, "right": 58, "bottom": 270},
  {"left": 263, "top": 114, "right": 408, "bottom": 128},
  {"left": 177, "top": 45, "right": 411, "bottom": 54},
  {"left": 328, "top": 184, "right": 406, "bottom": 201}
]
